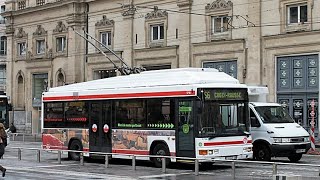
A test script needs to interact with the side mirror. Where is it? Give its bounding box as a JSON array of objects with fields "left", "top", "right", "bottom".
[
  {"left": 250, "top": 117, "right": 260, "bottom": 127},
  {"left": 196, "top": 101, "right": 203, "bottom": 114}
]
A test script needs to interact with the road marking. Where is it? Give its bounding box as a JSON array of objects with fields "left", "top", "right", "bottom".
[
  {"left": 139, "top": 172, "right": 192, "bottom": 179},
  {"left": 5, "top": 166, "right": 136, "bottom": 180},
  {"left": 34, "top": 164, "right": 80, "bottom": 168}
]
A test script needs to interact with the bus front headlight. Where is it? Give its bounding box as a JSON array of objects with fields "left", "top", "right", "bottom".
[{"left": 243, "top": 147, "right": 252, "bottom": 152}]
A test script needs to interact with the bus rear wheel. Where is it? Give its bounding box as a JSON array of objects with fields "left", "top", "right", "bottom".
[
  {"left": 151, "top": 143, "right": 170, "bottom": 168},
  {"left": 69, "top": 140, "right": 83, "bottom": 161}
]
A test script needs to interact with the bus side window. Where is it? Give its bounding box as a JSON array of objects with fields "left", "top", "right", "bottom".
[{"left": 250, "top": 109, "right": 260, "bottom": 127}]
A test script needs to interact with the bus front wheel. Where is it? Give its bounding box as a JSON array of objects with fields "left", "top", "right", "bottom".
[
  {"left": 69, "top": 140, "right": 83, "bottom": 161},
  {"left": 151, "top": 143, "right": 170, "bottom": 168}
]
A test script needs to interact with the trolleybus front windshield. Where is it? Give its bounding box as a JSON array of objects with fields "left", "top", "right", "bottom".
[{"left": 198, "top": 88, "right": 249, "bottom": 137}]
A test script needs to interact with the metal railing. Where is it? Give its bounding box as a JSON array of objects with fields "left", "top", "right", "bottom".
[
  {"left": 5, "top": 146, "right": 320, "bottom": 178},
  {"left": 8, "top": 133, "right": 41, "bottom": 142}
]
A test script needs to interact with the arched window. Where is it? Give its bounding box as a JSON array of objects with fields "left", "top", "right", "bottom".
[
  {"left": 0, "top": 36, "right": 6, "bottom": 55},
  {"left": 17, "top": 75, "right": 24, "bottom": 108},
  {"left": 57, "top": 73, "right": 64, "bottom": 87}
]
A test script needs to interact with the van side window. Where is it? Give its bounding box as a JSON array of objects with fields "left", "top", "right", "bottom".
[{"left": 250, "top": 109, "right": 260, "bottom": 127}]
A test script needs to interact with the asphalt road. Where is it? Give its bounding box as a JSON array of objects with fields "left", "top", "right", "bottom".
[{"left": 1, "top": 141, "right": 320, "bottom": 179}]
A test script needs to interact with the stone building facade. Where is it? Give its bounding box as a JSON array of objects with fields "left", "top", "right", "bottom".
[
  {"left": 3, "top": 0, "right": 320, "bottom": 134},
  {"left": 0, "top": 0, "right": 7, "bottom": 92}
]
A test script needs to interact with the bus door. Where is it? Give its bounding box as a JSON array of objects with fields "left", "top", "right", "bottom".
[
  {"left": 176, "top": 100, "right": 195, "bottom": 158},
  {"left": 89, "top": 101, "right": 112, "bottom": 153}
]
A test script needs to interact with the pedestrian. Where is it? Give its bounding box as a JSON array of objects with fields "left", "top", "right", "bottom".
[
  {"left": 0, "top": 123, "right": 6, "bottom": 177},
  {"left": 9, "top": 123, "right": 16, "bottom": 133}
]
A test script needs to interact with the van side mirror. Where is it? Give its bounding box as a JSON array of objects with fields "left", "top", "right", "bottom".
[{"left": 250, "top": 117, "right": 260, "bottom": 127}]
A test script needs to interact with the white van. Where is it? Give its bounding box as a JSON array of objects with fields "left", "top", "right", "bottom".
[{"left": 248, "top": 86, "right": 311, "bottom": 162}]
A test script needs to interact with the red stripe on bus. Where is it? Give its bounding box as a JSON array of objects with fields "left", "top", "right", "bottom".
[
  {"left": 43, "top": 145, "right": 89, "bottom": 152},
  {"left": 112, "top": 149, "right": 149, "bottom": 155},
  {"left": 204, "top": 140, "right": 252, "bottom": 146},
  {"left": 112, "top": 149, "right": 176, "bottom": 157},
  {"left": 43, "top": 90, "right": 196, "bottom": 101}
]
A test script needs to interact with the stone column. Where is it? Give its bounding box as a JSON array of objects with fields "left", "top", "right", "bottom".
[
  {"left": 177, "top": 0, "right": 193, "bottom": 68},
  {"left": 121, "top": 3, "right": 135, "bottom": 69},
  {"left": 245, "top": 0, "right": 262, "bottom": 84},
  {"left": 66, "top": 2, "right": 86, "bottom": 84}
]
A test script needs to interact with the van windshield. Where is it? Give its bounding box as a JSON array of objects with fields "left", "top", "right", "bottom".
[{"left": 255, "top": 106, "right": 294, "bottom": 123}]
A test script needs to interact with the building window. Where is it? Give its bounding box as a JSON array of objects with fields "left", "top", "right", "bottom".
[
  {"left": 143, "top": 64, "right": 171, "bottom": 71},
  {"left": 203, "top": 61, "right": 237, "bottom": 78},
  {"left": 56, "top": 36, "right": 66, "bottom": 52},
  {"left": 100, "top": 32, "right": 111, "bottom": 47},
  {"left": 0, "top": 5, "right": 6, "bottom": 24},
  {"left": 18, "top": 0, "right": 26, "bottom": 10},
  {"left": 36, "top": 0, "right": 45, "bottom": 6},
  {"left": 0, "top": 37, "right": 6, "bottom": 55},
  {"left": 36, "top": 40, "right": 45, "bottom": 54},
  {"left": 32, "top": 74, "right": 48, "bottom": 107},
  {"left": 17, "top": 42, "right": 26, "bottom": 56},
  {"left": 288, "top": 4, "right": 307, "bottom": 24},
  {"left": 93, "top": 69, "right": 116, "bottom": 80},
  {"left": 151, "top": 24, "right": 164, "bottom": 41},
  {"left": 0, "top": 66, "right": 5, "bottom": 89},
  {"left": 212, "top": 16, "right": 230, "bottom": 34}
]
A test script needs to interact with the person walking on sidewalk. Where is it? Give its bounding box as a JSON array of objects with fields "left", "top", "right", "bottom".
[{"left": 0, "top": 123, "right": 7, "bottom": 177}]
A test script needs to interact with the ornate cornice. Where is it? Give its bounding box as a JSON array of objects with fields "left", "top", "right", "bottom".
[
  {"left": 15, "top": 27, "right": 27, "bottom": 38},
  {"left": 145, "top": 6, "right": 168, "bottom": 20},
  {"left": 5, "top": 24, "right": 14, "bottom": 35},
  {"left": 53, "top": 21, "right": 67, "bottom": 33},
  {"left": 95, "top": 15, "right": 114, "bottom": 27},
  {"left": 205, "top": 0, "right": 233, "bottom": 12},
  {"left": 33, "top": 25, "right": 47, "bottom": 36},
  {"left": 177, "top": 0, "right": 193, "bottom": 7},
  {"left": 122, "top": 4, "right": 136, "bottom": 17}
]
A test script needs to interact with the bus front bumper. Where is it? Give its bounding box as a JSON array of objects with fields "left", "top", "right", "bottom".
[{"left": 197, "top": 152, "right": 253, "bottom": 162}]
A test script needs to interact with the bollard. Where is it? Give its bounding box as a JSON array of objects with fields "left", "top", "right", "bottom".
[
  {"left": 58, "top": 151, "right": 61, "bottom": 164},
  {"left": 18, "top": 148, "right": 21, "bottom": 160},
  {"left": 12, "top": 134, "right": 15, "bottom": 141},
  {"left": 37, "top": 150, "right": 41, "bottom": 163},
  {"left": 194, "top": 159, "right": 199, "bottom": 176},
  {"left": 132, "top": 155, "right": 136, "bottom": 170},
  {"left": 273, "top": 163, "right": 277, "bottom": 175},
  {"left": 231, "top": 161, "right": 236, "bottom": 179},
  {"left": 80, "top": 153, "right": 84, "bottom": 165},
  {"left": 22, "top": 134, "right": 25, "bottom": 142},
  {"left": 162, "top": 157, "right": 166, "bottom": 173},
  {"left": 105, "top": 155, "right": 109, "bottom": 168}
]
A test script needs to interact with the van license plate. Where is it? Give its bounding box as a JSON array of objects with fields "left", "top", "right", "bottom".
[{"left": 296, "top": 149, "right": 305, "bottom": 153}]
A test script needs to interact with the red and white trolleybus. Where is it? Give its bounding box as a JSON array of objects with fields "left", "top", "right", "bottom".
[{"left": 41, "top": 68, "right": 253, "bottom": 167}]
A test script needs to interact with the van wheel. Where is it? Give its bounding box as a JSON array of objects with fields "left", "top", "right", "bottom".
[
  {"left": 151, "top": 143, "right": 170, "bottom": 168},
  {"left": 254, "top": 144, "right": 271, "bottom": 161},
  {"left": 288, "top": 154, "right": 302, "bottom": 163},
  {"left": 69, "top": 140, "right": 83, "bottom": 161}
]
